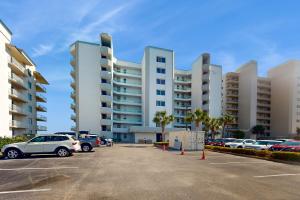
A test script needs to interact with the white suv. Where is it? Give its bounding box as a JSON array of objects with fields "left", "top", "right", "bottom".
[
  {"left": 1, "top": 134, "right": 81, "bottom": 159},
  {"left": 224, "top": 139, "right": 256, "bottom": 148}
]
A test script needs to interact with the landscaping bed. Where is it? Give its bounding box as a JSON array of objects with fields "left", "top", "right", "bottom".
[{"left": 205, "top": 145, "right": 300, "bottom": 163}]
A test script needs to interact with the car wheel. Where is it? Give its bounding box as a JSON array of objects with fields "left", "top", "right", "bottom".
[
  {"left": 56, "top": 148, "right": 70, "bottom": 157},
  {"left": 24, "top": 153, "right": 31, "bottom": 157},
  {"left": 237, "top": 146, "right": 243, "bottom": 148},
  {"left": 81, "top": 144, "right": 92, "bottom": 152},
  {"left": 6, "top": 148, "right": 21, "bottom": 159}
]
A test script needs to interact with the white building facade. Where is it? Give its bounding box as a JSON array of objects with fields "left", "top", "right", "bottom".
[
  {"left": 0, "top": 20, "right": 48, "bottom": 137},
  {"left": 70, "top": 33, "right": 222, "bottom": 142}
]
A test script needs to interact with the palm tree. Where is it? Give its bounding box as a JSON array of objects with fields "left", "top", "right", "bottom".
[
  {"left": 207, "top": 118, "right": 222, "bottom": 139},
  {"left": 184, "top": 108, "right": 208, "bottom": 131},
  {"left": 220, "top": 114, "right": 235, "bottom": 138},
  {"left": 153, "top": 111, "right": 174, "bottom": 142}
]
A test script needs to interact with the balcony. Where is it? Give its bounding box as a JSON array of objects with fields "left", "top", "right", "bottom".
[
  {"left": 70, "top": 82, "right": 76, "bottom": 89},
  {"left": 174, "top": 79, "right": 191, "bottom": 84},
  {"left": 101, "top": 107, "right": 112, "bottom": 114},
  {"left": 202, "top": 73, "right": 209, "bottom": 81},
  {"left": 8, "top": 73, "right": 27, "bottom": 90},
  {"left": 36, "top": 114, "right": 47, "bottom": 121},
  {"left": 100, "top": 83, "right": 112, "bottom": 90},
  {"left": 113, "top": 80, "right": 142, "bottom": 88},
  {"left": 100, "top": 70, "right": 112, "bottom": 79},
  {"left": 36, "top": 93, "right": 47, "bottom": 102},
  {"left": 101, "top": 119, "right": 112, "bottom": 125},
  {"left": 70, "top": 58, "right": 76, "bottom": 67},
  {"left": 113, "top": 70, "right": 142, "bottom": 78},
  {"left": 173, "top": 122, "right": 187, "bottom": 127},
  {"left": 113, "top": 109, "right": 142, "bottom": 115},
  {"left": 226, "top": 106, "right": 238, "bottom": 111},
  {"left": 36, "top": 83, "right": 46, "bottom": 93},
  {"left": 36, "top": 104, "right": 47, "bottom": 112},
  {"left": 174, "top": 96, "right": 192, "bottom": 101},
  {"left": 37, "top": 125, "right": 47, "bottom": 131},
  {"left": 71, "top": 92, "right": 76, "bottom": 99},
  {"left": 71, "top": 114, "right": 76, "bottom": 122},
  {"left": 257, "top": 95, "right": 270, "bottom": 101},
  {"left": 8, "top": 56, "right": 27, "bottom": 76},
  {"left": 9, "top": 104, "right": 27, "bottom": 116},
  {"left": 226, "top": 84, "right": 239, "bottom": 90},
  {"left": 257, "top": 89, "right": 271, "bottom": 95},
  {"left": 101, "top": 95, "right": 112, "bottom": 102},
  {"left": 202, "top": 104, "right": 209, "bottom": 111},
  {"left": 9, "top": 120, "right": 28, "bottom": 129},
  {"left": 174, "top": 105, "right": 191, "bottom": 110},
  {"left": 100, "top": 58, "right": 112, "bottom": 68},
  {"left": 174, "top": 114, "right": 186, "bottom": 118},
  {"left": 226, "top": 99, "right": 238, "bottom": 104},
  {"left": 113, "top": 118, "right": 142, "bottom": 125},
  {"left": 9, "top": 89, "right": 28, "bottom": 103},
  {"left": 113, "top": 90, "right": 142, "bottom": 96},
  {"left": 113, "top": 99, "right": 142, "bottom": 106},
  {"left": 71, "top": 103, "right": 76, "bottom": 110},
  {"left": 112, "top": 127, "right": 128, "bottom": 133},
  {"left": 100, "top": 46, "right": 112, "bottom": 57},
  {"left": 226, "top": 91, "right": 239, "bottom": 97},
  {"left": 203, "top": 94, "right": 209, "bottom": 101},
  {"left": 70, "top": 70, "right": 75, "bottom": 79},
  {"left": 202, "top": 84, "right": 209, "bottom": 91},
  {"left": 174, "top": 87, "right": 191, "bottom": 93}
]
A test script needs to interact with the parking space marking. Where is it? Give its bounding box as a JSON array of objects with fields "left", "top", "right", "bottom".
[
  {"left": 209, "top": 161, "right": 267, "bottom": 165},
  {"left": 0, "top": 167, "right": 78, "bottom": 171},
  {"left": 0, "top": 188, "right": 51, "bottom": 194},
  {"left": 254, "top": 173, "right": 300, "bottom": 178}
]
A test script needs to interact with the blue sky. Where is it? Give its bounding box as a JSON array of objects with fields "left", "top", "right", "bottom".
[{"left": 1, "top": 0, "right": 300, "bottom": 133}]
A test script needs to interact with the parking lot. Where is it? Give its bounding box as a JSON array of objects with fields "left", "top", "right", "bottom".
[{"left": 0, "top": 144, "right": 300, "bottom": 200}]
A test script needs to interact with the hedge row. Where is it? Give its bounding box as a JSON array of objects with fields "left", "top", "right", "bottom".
[
  {"left": 205, "top": 145, "right": 300, "bottom": 162},
  {"left": 0, "top": 135, "right": 32, "bottom": 149}
]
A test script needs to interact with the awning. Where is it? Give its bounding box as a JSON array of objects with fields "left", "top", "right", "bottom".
[
  {"left": 33, "top": 71, "right": 49, "bottom": 85},
  {"left": 6, "top": 44, "right": 33, "bottom": 66}
]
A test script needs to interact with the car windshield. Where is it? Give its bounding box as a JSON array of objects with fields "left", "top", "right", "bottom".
[
  {"left": 214, "top": 139, "right": 223, "bottom": 142},
  {"left": 255, "top": 141, "right": 269, "bottom": 145},
  {"left": 233, "top": 139, "right": 244, "bottom": 143},
  {"left": 224, "top": 139, "right": 236, "bottom": 142},
  {"left": 281, "top": 141, "right": 300, "bottom": 146}
]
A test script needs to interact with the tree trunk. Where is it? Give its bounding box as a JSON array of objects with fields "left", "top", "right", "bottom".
[
  {"left": 162, "top": 126, "right": 165, "bottom": 142},
  {"left": 222, "top": 123, "right": 225, "bottom": 138}
]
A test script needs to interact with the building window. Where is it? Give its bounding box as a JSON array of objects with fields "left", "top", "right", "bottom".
[
  {"left": 156, "top": 68, "right": 166, "bottom": 74},
  {"left": 102, "top": 102, "right": 107, "bottom": 107},
  {"left": 28, "top": 118, "right": 32, "bottom": 125},
  {"left": 28, "top": 106, "right": 32, "bottom": 113},
  {"left": 101, "top": 90, "right": 107, "bottom": 95},
  {"left": 156, "top": 90, "right": 165, "bottom": 96},
  {"left": 28, "top": 81, "right": 32, "bottom": 89},
  {"left": 156, "top": 79, "right": 165, "bottom": 85},
  {"left": 28, "top": 94, "right": 32, "bottom": 101},
  {"left": 156, "top": 56, "right": 166, "bottom": 63},
  {"left": 156, "top": 100, "right": 165, "bottom": 106},
  {"left": 101, "top": 79, "right": 107, "bottom": 83}
]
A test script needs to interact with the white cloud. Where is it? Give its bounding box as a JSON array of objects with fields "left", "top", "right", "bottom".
[{"left": 32, "top": 44, "right": 54, "bottom": 57}]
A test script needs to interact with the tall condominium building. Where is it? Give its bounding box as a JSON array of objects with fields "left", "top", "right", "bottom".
[
  {"left": 268, "top": 60, "right": 300, "bottom": 137},
  {"left": 70, "top": 33, "right": 222, "bottom": 142},
  {"left": 0, "top": 20, "right": 48, "bottom": 137},
  {"left": 222, "top": 61, "right": 271, "bottom": 137}
]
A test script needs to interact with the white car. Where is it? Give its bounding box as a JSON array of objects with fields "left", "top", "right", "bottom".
[
  {"left": 1, "top": 134, "right": 81, "bottom": 159},
  {"left": 224, "top": 139, "right": 256, "bottom": 148},
  {"left": 244, "top": 140, "right": 282, "bottom": 150}
]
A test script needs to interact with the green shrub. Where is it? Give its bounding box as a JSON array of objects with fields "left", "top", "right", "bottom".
[
  {"left": 0, "top": 135, "right": 32, "bottom": 149},
  {"left": 255, "top": 150, "right": 270, "bottom": 157},
  {"left": 153, "top": 142, "right": 169, "bottom": 146},
  {"left": 271, "top": 152, "right": 300, "bottom": 161}
]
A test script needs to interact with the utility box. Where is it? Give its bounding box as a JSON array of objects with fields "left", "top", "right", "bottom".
[{"left": 169, "top": 131, "right": 205, "bottom": 151}]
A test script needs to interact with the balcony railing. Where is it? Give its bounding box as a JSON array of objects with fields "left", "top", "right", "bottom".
[
  {"left": 113, "top": 118, "right": 142, "bottom": 124},
  {"left": 9, "top": 88, "right": 28, "bottom": 102},
  {"left": 113, "top": 99, "right": 142, "bottom": 106},
  {"left": 9, "top": 120, "right": 28, "bottom": 129},
  {"left": 9, "top": 56, "right": 26, "bottom": 75},
  {"left": 37, "top": 125, "right": 47, "bottom": 131},
  {"left": 113, "top": 109, "right": 142, "bottom": 114},
  {"left": 8, "top": 73, "right": 27, "bottom": 89},
  {"left": 36, "top": 104, "right": 47, "bottom": 112},
  {"left": 36, "top": 83, "right": 47, "bottom": 92},
  {"left": 36, "top": 93, "right": 47, "bottom": 102},
  {"left": 113, "top": 90, "right": 142, "bottom": 96},
  {"left": 9, "top": 104, "right": 27, "bottom": 115},
  {"left": 113, "top": 70, "right": 142, "bottom": 77},
  {"left": 113, "top": 80, "right": 142, "bottom": 87},
  {"left": 36, "top": 114, "right": 47, "bottom": 121}
]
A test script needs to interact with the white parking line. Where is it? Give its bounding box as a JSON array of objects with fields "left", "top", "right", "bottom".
[
  {"left": 0, "top": 188, "right": 51, "bottom": 194},
  {"left": 210, "top": 161, "right": 266, "bottom": 165},
  {"left": 254, "top": 173, "right": 300, "bottom": 178},
  {"left": 0, "top": 167, "right": 78, "bottom": 171}
]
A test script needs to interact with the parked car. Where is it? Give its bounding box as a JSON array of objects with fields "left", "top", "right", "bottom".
[
  {"left": 105, "top": 138, "right": 113, "bottom": 146},
  {"left": 269, "top": 140, "right": 300, "bottom": 152},
  {"left": 79, "top": 134, "right": 101, "bottom": 152},
  {"left": 224, "top": 139, "right": 256, "bottom": 148},
  {"left": 244, "top": 140, "right": 282, "bottom": 150},
  {"left": 212, "top": 138, "right": 236, "bottom": 147},
  {"left": 205, "top": 139, "right": 215, "bottom": 145},
  {"left": 1, "top": 134, "right": 81, "bottom": 159}
]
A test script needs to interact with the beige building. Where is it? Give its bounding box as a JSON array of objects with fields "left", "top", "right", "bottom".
[
  {"left": 0, "top": 20, "right": 48, "bottom": 137},
  {"left": 268, "top": 60, "right": 300, "bottom": 137},
  {"left": 222, "top": 61, "right": 271, "bottom": 137}
]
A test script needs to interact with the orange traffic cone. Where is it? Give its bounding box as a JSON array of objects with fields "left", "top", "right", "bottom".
[
  {"left": 200, "top": 150, "right": 206, "bottom": 160},
  {"left": 181, "top": 148, "right": 185, "bottom": 155}
]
